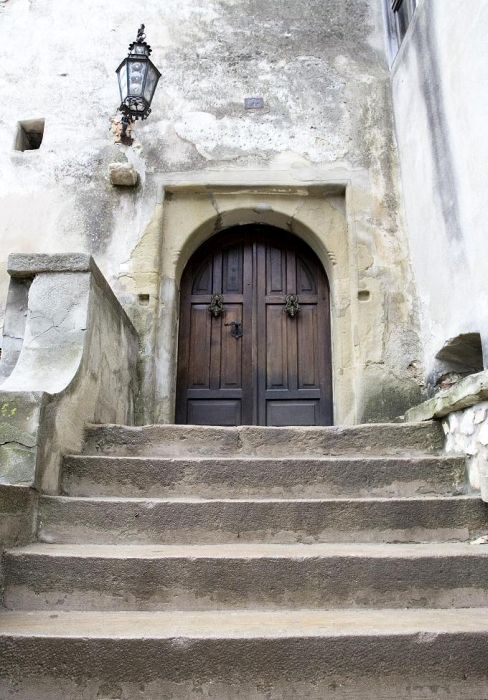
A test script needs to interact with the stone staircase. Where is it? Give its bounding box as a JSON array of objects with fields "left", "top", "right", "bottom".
[{"left": 2, "top": 422, "right": 488, "bottom": 699}]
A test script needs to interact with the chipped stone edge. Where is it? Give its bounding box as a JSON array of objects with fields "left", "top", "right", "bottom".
[{"left": 405, "top": 370, "right": 488, "bottom": 422}]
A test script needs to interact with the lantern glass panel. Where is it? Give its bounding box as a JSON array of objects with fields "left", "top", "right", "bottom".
[
  {"left": 128, "top": 58, "right": 146, "bottom": 97},
  {"left": 117, "top": 60, "right": 128, "bottom": 101},
  {"left": 144, "top": 63, "right": 160, "bottom": 103}
]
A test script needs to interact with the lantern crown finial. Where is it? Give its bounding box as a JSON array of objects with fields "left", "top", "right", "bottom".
[{"left": 128, "top": 23, "right": 152, "bottom": 56}]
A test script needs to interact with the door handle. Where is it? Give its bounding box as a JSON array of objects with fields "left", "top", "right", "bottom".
[{"left": 224, "top": 321, "right": 243, "bottom": 339}]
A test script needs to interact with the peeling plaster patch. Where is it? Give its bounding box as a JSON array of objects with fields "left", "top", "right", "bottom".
[{"left": 174, "top": 111, "right": 346, "bottom": 163}]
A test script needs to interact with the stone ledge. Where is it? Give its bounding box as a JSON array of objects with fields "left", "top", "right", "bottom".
[
  {"left": 405, "top": 371, "right": 488, "bottom": 422},
  {"left": 7, "top": 254, "right": 93, "bottom": 277}
]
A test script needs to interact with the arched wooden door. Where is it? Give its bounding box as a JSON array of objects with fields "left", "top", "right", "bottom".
[{"left": 176, "top": 225, "right": 333, "bottom": 426}]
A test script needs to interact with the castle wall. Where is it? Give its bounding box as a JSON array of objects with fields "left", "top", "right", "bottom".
[{"left": 0, "top": 0, "right": 422, "bottom": 421}]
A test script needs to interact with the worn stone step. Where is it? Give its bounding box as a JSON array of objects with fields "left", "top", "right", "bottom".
[
  {"left": 38, "top": 495, "right": 488, "bottom": 545},
  {"left": 1, "top": 608, "right": 488, "bottom": 699},
  {"left": 5, "top": 542, "right": 488, "bottom": 612},
  {"left": 82, "top": 422, "right": 444, "bottom": 458},
  {"left": 61, "top": 454, "right": 467, "bottom": 499}
]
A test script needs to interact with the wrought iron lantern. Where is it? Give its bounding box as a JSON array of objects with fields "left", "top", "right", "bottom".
[{"left": 116, "top": 25, "right": 161, "bottom": 136}]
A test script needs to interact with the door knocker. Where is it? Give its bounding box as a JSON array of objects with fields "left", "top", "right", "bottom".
[
  {"left": 208, "top": 293, "right": 224, "bottom": 318},
  {"left": 284, "top": 294, "right": 300, "bottom": 318}
]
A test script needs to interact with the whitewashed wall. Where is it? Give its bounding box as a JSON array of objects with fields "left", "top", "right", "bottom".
[{"left": 391, "top": 0, "right": 488, "bottom": 381}]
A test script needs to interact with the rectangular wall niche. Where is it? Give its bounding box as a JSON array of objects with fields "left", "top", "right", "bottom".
[{"left": 15, "top": 119, "right": 45, "bottom": 151}]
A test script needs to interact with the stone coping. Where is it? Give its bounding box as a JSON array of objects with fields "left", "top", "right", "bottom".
[
  {"left": 7, "top": 253, "right": 93, "bottom": 276},
  {"left": 405, "top": 370, "right": 488, "bottom": 422}
]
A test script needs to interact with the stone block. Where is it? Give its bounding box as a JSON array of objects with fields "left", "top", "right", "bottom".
[
  {"left": 406, "top": 371, "right": 488, "bottom": 423},
  {"left": 0, "top": 393, "right": 43, "bottom": 485},
  {"left": 109, "top": 163, "right": 139, "bottom": 187}
]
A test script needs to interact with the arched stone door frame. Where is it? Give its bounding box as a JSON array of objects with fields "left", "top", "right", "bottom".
[{"left": 152, "top": 183, "right": 359, "bottom": 426}]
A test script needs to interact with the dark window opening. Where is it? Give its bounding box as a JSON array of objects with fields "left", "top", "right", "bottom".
[
  {"left": 386, "top": 0, "right": 417, "bottom": 61},
  {"left": 15, "top": 119, "right": 45, "bottom": 152},
  {"left": 429, "top": 333, "right": 484, "bottom": 394}
]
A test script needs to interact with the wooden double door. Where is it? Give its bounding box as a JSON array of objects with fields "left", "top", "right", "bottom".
[{"left": 176, "top": 226, "right": 332, "bottom": 426}]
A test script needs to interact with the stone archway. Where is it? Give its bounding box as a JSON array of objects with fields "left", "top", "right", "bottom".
[{"left": 151, "top": 184, "right": 357, "bottom": 426}]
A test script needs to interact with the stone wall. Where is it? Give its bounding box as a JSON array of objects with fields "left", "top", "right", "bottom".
[
  {"left": 0, "top": 0, "right": 423, "bottom": 421},
  {"left": 390, "top": 0, "right": 488, "bottom": 381},
  {"left": 443, "top": 404, "right": 488, "bottom": 494},
  {"left": 405, "top": 370, "right": 488, "bottom": 500}
]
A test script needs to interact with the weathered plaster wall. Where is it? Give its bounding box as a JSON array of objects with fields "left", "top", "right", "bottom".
[
  {"left": 0, "top": 0, "right": 422, "bottom": 421},
  {"left": 390, "top": 0, "right": 488, "bottom": 383}
]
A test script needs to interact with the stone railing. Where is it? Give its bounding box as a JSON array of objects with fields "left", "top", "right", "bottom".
[
  {"left": 405, "top": 372, "right": 488, "bottom": 501},
  {"left": 0, "top": 254, "right": 139, "bottom": 495}
]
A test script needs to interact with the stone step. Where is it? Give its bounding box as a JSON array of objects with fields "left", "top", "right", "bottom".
[
  {"left": 82, "top": 421, "right": 444, "bottom": 458},
  {"left": 5, "top": 542, "right": 488, "bottom": 611},
  {"left": 38, "top": 495, "right": 488, "bottom": 545},
  {"left": 61, "top": 454, "right": 466, "bottom": 499},
  {"left": 1, "top": 608, "right": 488, "bottom": 699}
]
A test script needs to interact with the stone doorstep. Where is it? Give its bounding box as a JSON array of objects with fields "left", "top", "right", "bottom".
[
  {"left": 405, "top": 369, "right": 488, "bottom": 422},
  {"left": 81, "top": 421, "right": 445, "bottom": 457}
]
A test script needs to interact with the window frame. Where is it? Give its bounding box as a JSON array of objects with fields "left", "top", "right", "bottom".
[{"left": 385, "top": 0, "right": 418, "bottom": 64}]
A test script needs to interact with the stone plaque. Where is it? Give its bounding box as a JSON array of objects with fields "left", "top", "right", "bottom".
[{"left": 244, "top": 97, "right": 265, "bottom": 110}]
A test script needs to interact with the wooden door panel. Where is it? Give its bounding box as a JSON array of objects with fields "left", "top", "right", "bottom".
[
  {"left": 220, "top": 305, "right": 243, "bottom": 388},
  {"left": 296, "top": 257, "right": 317, "bottom": 294},
  {"left": 266, "top": 305, "right": 289, "bottom": 390},
  {"left": 188, "top": 305, "right": 212, "bottom": 388},
  {"left": 267, "top": 400, "right": 320, "bottom": 427},
  {"left": 192, "top": 259, "right": 213, "bottom": 294},
  {"left": 266, "top": 245, "right": 287, "bottom": 294},
  {"left": 187, "top": 399, "right": 241, "bottom": 426},
  {"left": 222, "top": 246, "right": 244, "bottom": 293},
  {"left": 297, "top": 305, "right": 319, "bottom": 389}
]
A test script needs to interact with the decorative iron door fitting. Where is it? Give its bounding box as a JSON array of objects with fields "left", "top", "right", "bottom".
[
  {"left": 284, "top": 294, "right": 300, "bottom": 318},
  {"left": 224, "top": 321, "right": 243, "bottom": 339},
  {"left": 208, "top": 294, "right": 224, "bottom": 318}
]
